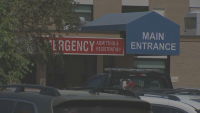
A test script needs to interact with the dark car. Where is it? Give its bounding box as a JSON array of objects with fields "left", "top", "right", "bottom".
[
  {"left": 0, "top": 84, "right": 152, "bottom": 113},
  {"left": 80, "top": 68, "right": 173, "bottom": 90}
]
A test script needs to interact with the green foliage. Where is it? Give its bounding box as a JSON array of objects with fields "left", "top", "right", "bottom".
[{"left": 0, "top": 0, "right": 79, "bottom": 84}]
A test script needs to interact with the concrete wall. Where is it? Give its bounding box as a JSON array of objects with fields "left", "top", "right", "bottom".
[
  {"left": 149, "top": 0, "right": 189, "bottom": 35},
  {"left": 171, "top": 36, "right": 200, "bottom": 87}
]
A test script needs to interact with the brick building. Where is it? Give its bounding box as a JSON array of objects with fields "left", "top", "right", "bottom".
[{"left": 23, "top": 0, "right": 200, "bottom": 88}]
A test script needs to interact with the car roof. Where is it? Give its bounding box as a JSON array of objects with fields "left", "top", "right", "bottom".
[
  {"left": 172, "top": 95, "right": 200, "bottom": 109},
  {"left": 139, "top": 94, "right": 200, "bottom": 110},
  {"left": 0, "top": 89, "right": 149, "bottom": 106},
  {"left": 174, "top": 87, "right": 200, "bottom": 90},
  {"left": 0, "top": 84, "right": 153, "bottom": 112}
]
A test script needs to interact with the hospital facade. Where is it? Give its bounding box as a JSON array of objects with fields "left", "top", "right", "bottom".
[{"left": 22, "top": 0, "right": 200, "bottom": 89}]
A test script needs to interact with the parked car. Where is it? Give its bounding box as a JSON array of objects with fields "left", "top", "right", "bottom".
[
  {"left": 173, "top": 87, "right": 200, "bottom": 95},
  {"left": 0, "top": 84, "right": 153, "bottom": 113},
  {"left": 66, "top": 87, "right": 200, "bottom": 113},
  {"left": 66, "top": 68, "right": 173, "bottom": 90},
  {"left": 137, "top": 91, "right": 200, "bottom": 113}
]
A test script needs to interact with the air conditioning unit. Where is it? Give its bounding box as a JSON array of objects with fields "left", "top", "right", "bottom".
[
  {"left": 64, "top": 17, "right": 86, "bottom": 31},
  {"left": 183, "top": 13, "right": 200, "bottom": 35}
]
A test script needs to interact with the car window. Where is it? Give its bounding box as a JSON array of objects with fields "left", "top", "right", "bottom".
[
  {"left": 152, "top": 105, "right": 165, "bottom": 113},
  {"left": 169, "top": 108, "right": 186, "bottom": 113},
  {"left": 110, "top": 76, "right": 164, "bottom": 89},
  {"left": 85, "top": 78, "right": 102, "bottom": 87},
  {"left": 0, "top": 99, "right": 16, "bottom": 113},
  {"left": 152, "top": 105, "right": 186, "bottom": 113},
  {"left": 53, "top": 100, "right": 152, "bottom": 113},
  {"left": 14, "top": 101, "right": 35, "bottom": 113}
]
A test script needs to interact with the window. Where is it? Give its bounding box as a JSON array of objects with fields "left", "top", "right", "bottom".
[
  {"left": 152, "top": 105, "right": 186, "bottom": 113},
  {"left": 14, "top": 101, "right": 35, "bottom": 113},
  {"left": 110, "top": 76, "right": 165, "bottom": 89},
  {"left": 75, "top": 5, "right": 93, "bottom": 23},
  {"left": 184, "top": 17, "right": 197, "bottom": 29},
  {"left": 190, "top": 8, "right": 200, "bottom": 13},
  {"left": 103, "top": 56, "right": 115, "bottom": 72},
  {"left": 133, "top": 59, "right": 166, "bottom": 73},
  {"left": 122, "top": 6, "right": 149, "bottom": 13},
  {"left": 0, "top": 100, "right": 15, "bottom": 113},
  {"left": 53, "top": 101, "right": 151, "bottom": 113},
  {"left": 169, "top": 108, "right": 186, "bottom": 113},
  {"left": 85, "top": 78, "right": 102, "bottom": 87},
  {"left": 152, "top": 106, "right": 165, "bottom": 113}
]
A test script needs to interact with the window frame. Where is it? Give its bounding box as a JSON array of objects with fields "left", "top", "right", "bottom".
[
  {"left": 0, "top": 98, "right": 39, "bottom": 113},
  {"left": 122, "top": 6, "right": 149, "bottom": 13},
  {"left": 75, "top": 5, "right": 93, "bottom": 23},
  {"left": 133, "top": 58, "right": 167, "bottom": 70}
]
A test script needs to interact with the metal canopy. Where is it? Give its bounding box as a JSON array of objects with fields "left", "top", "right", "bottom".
[{"left": 81, "top": 11, "right": 152, "bottom": 31}]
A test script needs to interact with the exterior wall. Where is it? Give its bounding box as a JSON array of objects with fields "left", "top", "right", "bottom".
[
  {"left": 189, "top": 0, "right": 200, "bottom": 7},
  {"left": 114, "top": 54, "right": 134, "bottom": 68},
  {"left": 171, "top": 36, "right": 200, "bottom": 88},
  {"left": 149, "top": 0, "right": 189, "bottom": 35},
  {"left": 36, "top": 64, "right": 46, "bottom": 86},
  {"left": 75, "top": 0, "right": 93, "bottom": 5},
  {"left": 93, "top": 0, "right": 122, "bottom": 19},
  {"left": 97, "top": 56, "right": 104, "bottom": 73},
  {"left": 122, "top": 0, "right": 149, "bottom": 6},
  {"left": 54, "top": 32, "right": 121, "bottom": 74},
  {"left": 35, "top": 32, "right": 121, "bottom": 85},
  {"left": 52, "top": 32, "right": 120, "bottom": 38}
]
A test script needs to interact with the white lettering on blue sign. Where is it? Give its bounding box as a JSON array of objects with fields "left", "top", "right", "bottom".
[
  {"left": 131, "top": 32, "right": 176, "bottom": 51},
  {"left": 143, "top": 32, "right": 164, "bottom": 40}
]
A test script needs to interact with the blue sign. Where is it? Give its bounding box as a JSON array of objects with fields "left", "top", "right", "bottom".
[{"left": 126, "top": 11, "right": 180, "bottom": 55}]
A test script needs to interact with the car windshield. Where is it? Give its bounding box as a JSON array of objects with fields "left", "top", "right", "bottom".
[
  {"left": 190, "top": 99, "right": 200, "bottom": 103},
  {"left": 109, "top": 73, "right": 166, "bottom": 89},
  {"left": 54, "top": 106, "right": 151, "bottom": 113},
  {"left": 53, "top": 100, "right": 152, "bottom": 113}
]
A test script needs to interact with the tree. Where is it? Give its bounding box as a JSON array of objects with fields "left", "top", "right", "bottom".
[{"left": 0, "top": 0, "right": 79, "bottom": 84}]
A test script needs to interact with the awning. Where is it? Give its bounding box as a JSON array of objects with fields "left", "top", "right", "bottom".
[{"left": 81, "top": 11, "right": 152, "bottom": 31}]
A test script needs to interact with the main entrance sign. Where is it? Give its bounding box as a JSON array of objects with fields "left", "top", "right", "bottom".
[
  {"left": 126, "top": 12, "right": 180, "bottom": 55},
  {"left": 80, "top": 11, "right": 180, "bottom": 55},
  {"left": 131, "top": 32, "right": 177, "bottom": 51},
  {"left": 49, "top": 37, "right": 124, "bottom": 55}
]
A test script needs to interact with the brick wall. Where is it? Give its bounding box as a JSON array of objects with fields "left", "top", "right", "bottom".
[
  {"left": 114, "top": 54, "right": 134, "bottom": 68},
  {"left": 93, "top": 0, "right": 122, "bottom": 20},
  {"left": 171, "top": 37, "right": 200, "bottom": 87},
  {"left": 149, "top": 0, "right": 189, "bottom": 35}
]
